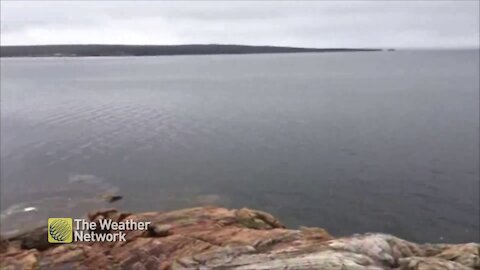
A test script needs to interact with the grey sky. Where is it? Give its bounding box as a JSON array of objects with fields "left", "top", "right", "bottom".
[{"left": 1, "top": 1, "right": 479, "bottom": 48}]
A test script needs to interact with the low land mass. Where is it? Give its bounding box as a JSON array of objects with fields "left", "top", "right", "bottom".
[
  {"left": 1, "top": 206, "right": 478, "bottom": 269},
  {"left": 0, "top": 44, "right": 383, "bottom": 57}
]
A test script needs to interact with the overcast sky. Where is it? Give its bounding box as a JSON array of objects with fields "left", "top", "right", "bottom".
[{"left": 1, "top": 1, "right": 479, "bottom": 48}]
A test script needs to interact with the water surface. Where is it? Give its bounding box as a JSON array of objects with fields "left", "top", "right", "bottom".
[{"left": 1, "top": 50, "right": 479, "bottom": 242}]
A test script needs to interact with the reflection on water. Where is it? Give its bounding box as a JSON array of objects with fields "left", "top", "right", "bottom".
[{"left": 1, "top": 50, "right": 479, "bottom": 242}]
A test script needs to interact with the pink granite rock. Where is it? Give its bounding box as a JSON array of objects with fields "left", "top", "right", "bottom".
[{"left": 0, "top": 207, "right": 478, "bottom": 269}]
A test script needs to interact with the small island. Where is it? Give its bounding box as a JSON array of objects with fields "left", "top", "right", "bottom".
[{"left": 0, "top": 44, "right": 383, "bottom": 58}]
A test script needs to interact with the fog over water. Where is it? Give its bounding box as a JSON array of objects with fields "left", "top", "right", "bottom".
[{"left": 1, "top": 50, "right": 479, "bottom": 242}]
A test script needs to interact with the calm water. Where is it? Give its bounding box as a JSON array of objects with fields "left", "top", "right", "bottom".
[{"left": 1, "top": 50, "right": 479, "bottom": 242}]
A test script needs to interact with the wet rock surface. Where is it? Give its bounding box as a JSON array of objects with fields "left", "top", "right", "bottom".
[{"left": 0, "top": 206, "right": 478, "bottom": 269}]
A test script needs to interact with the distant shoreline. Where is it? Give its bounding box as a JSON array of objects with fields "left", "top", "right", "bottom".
[{"left": 0, "top": 44, "right": 384, "bottom": 58}]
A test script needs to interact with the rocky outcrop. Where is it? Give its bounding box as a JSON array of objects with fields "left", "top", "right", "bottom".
[{"left": 1, "top": 206, "right": 478, "bottom": 269}]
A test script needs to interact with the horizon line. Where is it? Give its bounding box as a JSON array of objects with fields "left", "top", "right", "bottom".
[{"left": 1, "top": 43, "right": 479, "bottom": 50}]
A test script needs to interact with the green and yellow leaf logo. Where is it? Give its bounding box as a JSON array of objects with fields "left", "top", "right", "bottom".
[{"left": 48, "top": 218, "right": 73, "bottom": 243}]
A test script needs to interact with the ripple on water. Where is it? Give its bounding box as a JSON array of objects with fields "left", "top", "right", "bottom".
[{"left": 0, "top": 174, "right": 119, "bottom": 238}]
